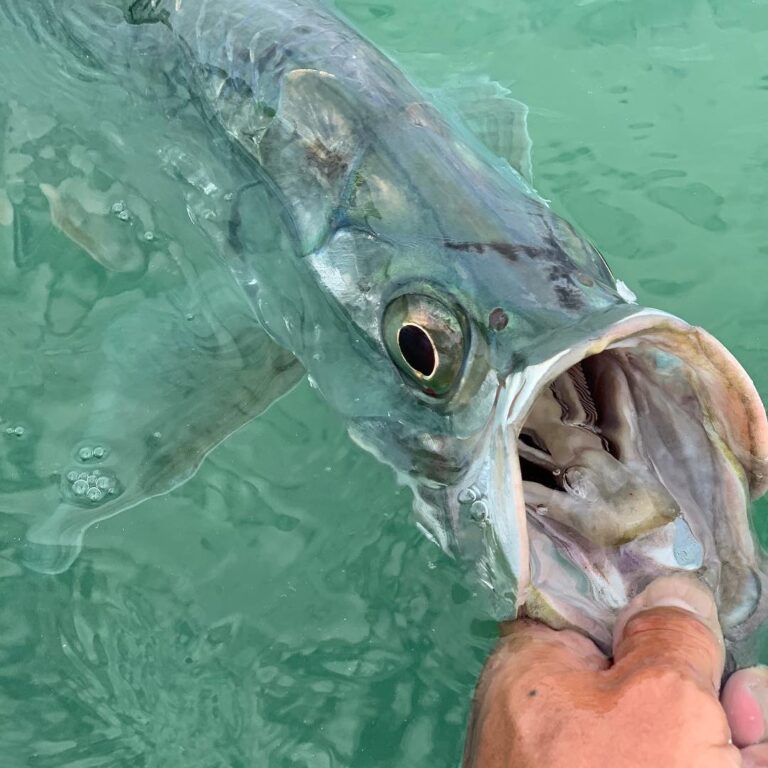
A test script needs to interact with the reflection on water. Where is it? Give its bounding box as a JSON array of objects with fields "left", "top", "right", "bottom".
[{"left": 1, "top": 0, "right": 767, "bottom": 765}]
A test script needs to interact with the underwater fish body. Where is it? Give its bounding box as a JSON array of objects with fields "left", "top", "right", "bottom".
[{"left": 2, "top": 0, "right": 768, "bottom": 653}]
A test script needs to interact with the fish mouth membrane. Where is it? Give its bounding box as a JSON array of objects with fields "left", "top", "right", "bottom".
[{"left": 512, "top": 312, "right": 768, "bottom": 646}]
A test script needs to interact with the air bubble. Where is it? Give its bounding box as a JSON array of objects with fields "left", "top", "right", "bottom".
[
  {"left": 13, "top": 426, "right": 24, "bottom": 436},
  {"left": 86, "top": 487, "right": 103, "bottom": 502},
  {"left": 64, "top": 465, "right": 121, "bottom": 504},
  {"left": 118, "top": 209, "right": 130, "bottom": 221},
  {"left": 458, "top": 487, "right": 478, "bottom": 505},
  {"left": 470, "top": 500, "right": 489, "bottom": 523},
  {"left": 143, "top": 231, "right": 154, "bottom": 241},
  {"left": 78, "top": 446, "right": 93, "bottom": 461},
  {"left": 92, "top": 446, "right": 105, "bottom": 459},
  {"left": 111, "top": 200, "right": 125, "bottom": 213}
]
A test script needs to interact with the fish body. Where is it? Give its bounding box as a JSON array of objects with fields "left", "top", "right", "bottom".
[
  {"left": 130, "top": 0, "right": 635, "bottom": 617},
  {"left": 3, "top": 0, "right": 768, "bottom": 650}
]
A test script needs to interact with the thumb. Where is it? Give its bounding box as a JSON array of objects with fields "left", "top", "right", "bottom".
[{"left": 611, "top": 575, "right": 725, "bottom": 693}]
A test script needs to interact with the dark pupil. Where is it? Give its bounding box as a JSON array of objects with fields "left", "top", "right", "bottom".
[{"left": 398, "top": 324, "right": 436, "bottom": 377}]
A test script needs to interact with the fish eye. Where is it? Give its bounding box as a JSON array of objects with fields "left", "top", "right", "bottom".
[{"left": 382, "top": 294, "right": 465, "bottom": 397}]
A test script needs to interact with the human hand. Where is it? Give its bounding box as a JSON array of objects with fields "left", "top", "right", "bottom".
[{"left": 463, "top": 576, "right": 768, "bottom": 768}]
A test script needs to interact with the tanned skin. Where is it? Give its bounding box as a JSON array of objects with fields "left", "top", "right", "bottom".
[{"left": 465, "top": 576, "right": 768, "bottom": 768}]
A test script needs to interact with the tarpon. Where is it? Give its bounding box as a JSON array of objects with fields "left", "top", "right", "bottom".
[{"left": 3, "top": 0, "right": 767, "bottom": 652}]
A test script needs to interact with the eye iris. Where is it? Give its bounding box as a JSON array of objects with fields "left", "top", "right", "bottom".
[
  {"left": 398, "top": 324, "right": 437, "bottom": 378},
  {"left": 382, "top": 294, "right": 467, "bottom": 398}
]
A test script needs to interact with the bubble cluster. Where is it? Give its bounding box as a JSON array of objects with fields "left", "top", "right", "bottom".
[
  {"left": 63, "top": 467, "right": 119, "bottom": 504},
  {"left": 458, "top": 486, "right": 489, "bottom": 524},
  {"left": 4, "top": 425, "right": 25, "bottom": 437}
]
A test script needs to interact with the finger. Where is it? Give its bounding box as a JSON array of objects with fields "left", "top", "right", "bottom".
[
  {"left": 741, "top": 743, "right": 768, "bottom": 768},
  {"left": 612, "top": 575, "right": 725, "bottom": 693},
  {"left": 722, "top": 667, "right": 768, "bottom": 747},
  {"left": 464, "top": 621, "right": 608, "bottom": 768}
]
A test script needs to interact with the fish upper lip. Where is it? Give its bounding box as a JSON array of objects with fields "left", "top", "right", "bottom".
[{"left": 504, "top": 307, "right": 768, "bottom": 488}]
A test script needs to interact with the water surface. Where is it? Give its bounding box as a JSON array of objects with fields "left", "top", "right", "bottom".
[{"left": 1, "top": 1, "right": 768, "bottom": 765}]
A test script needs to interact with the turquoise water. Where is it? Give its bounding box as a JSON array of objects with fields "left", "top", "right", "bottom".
[{"left": 1, "top": 1, "right": 768, "bottom": 766}]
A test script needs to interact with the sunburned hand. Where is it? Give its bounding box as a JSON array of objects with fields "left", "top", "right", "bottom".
[{"left": 464, "top": 576, "right": 768, "bottom": 768}]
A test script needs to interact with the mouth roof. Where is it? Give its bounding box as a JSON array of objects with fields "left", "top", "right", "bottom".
[
  {"left": 508, "top": 310, "right": 768, "bottom": 646},
  {"left": 520, "top": 354, "right": 682, "bottom": 549}
]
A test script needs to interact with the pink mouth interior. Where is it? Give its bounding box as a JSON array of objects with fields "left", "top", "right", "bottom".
[{"left": 515, "top": 328, "right": 768, "bottom": 645}]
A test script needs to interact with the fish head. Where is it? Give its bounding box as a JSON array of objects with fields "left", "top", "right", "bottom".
[
  {"left": 301, "top": 204, "right": 768, "bottom": 647},
  {"left": 253, "top": 69, "right": 768, "bottom": 646}
]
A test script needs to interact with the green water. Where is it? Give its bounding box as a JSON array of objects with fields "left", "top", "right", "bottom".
[{"left": 1, "top": 1, "right": 768, "bottom": 766}]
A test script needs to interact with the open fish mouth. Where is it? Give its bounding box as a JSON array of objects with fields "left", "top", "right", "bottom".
[{"left": 492, "top": 309, "right": 768, "bottom": 648}]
